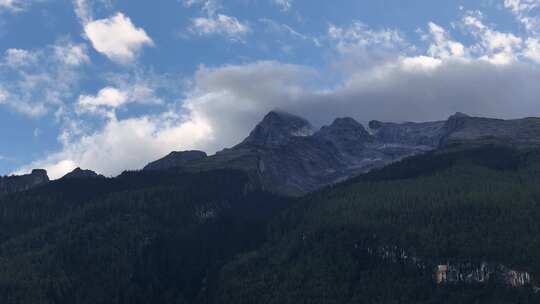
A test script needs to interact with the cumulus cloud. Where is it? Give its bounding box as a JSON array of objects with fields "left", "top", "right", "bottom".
[
  {"left": 84, "top": 13, "right": 154, "bottom": 63},
  {"left": 426, "top": 22, "right": 466, "bottom": 59},
  {"left": 15, "top": 112, "right": 212, "bottom": 179},
  {"left": 78, "top": 87, "right": 128, "bottom": 117}
]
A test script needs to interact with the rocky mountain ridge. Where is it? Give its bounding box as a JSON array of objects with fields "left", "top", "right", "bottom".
[
  {"left": 61, "top": 168, "right": 105, "bottom": 180},
  {"left": 147, "top": 111, "right": 540, "bottom": 196}
]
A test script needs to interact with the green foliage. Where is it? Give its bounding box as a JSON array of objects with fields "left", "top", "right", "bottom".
[
  {"left": 2, "top": 146, "right": 540, "bottom": 303},
  {"left": 217, "top": 147, "right": 540, "bottom": 303},
  {"left": 0, "top": 169, "right": 289, "bottom": 304}
]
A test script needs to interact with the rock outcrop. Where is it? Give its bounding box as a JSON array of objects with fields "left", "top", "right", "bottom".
[
  {"left": 61, "top": 168, "right": 105, "bottom": 179},
  {"left": 0, "top": 169, "right": 49, "bottom": 196}
]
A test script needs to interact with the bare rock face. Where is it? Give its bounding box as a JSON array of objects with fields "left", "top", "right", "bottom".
[
  {"left": 0, "top": 169, "right": 49, "bottom": 196},
  {"left": 61, "top": 168, "right": 105, "bottom": 179},
  {"left": 146, "top": 111, "right": 540, "bottom": 196},
  {"left": 441, "top": 113, "right": 540, "bottom": 147},
  {"left": 239, "top": 111, "right": 314, "bottom": 147},
  {"left": 143, "top": 151, "right": 208, "bottom": 171}
]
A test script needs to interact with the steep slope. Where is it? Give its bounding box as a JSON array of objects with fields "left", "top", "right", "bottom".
[
  {"left": 0, "top": 169, "right": 290, "bottom": 304},
  {"left": 216, "top": 146, "right": 540, "bottom": 304}
]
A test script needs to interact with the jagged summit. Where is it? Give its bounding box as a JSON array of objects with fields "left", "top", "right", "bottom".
[
  {"left": 62, "top": 168, "right": 105, "bottom": 180},
  {"left": 450, "top": 112, "right": 470, "bottom": 119},
  {"left": 144, "top": 110, "right": 540, "bottom": 196},
  {"left": 240, "top": 110, "right": 314, "bottom": 147},
  {"left": 144, "top": 150, "right": 208, "bottom": 171},
  {"left": 316, "top": 117, "right": 373, "bottom": 147}
]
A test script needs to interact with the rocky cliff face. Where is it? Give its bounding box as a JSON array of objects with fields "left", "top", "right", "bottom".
[
  {"left": 0, "top": 169, "right": 49, "bottom": 196},
  {"left": 440, "top": 113, "right": 540, "bottom": 147},
  {"left": 146, "top": 111, "right": 540, "bottom": 196}
]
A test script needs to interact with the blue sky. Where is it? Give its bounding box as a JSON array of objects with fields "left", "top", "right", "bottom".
[{"left": 1, "top": 0, "right": 540, "bottom": 178}]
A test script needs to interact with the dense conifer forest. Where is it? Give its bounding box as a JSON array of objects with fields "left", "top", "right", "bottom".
[{"left": 1, "top": 146, "right": 540, "bottom": 303}]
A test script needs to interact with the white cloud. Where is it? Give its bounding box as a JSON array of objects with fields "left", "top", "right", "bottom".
[
  {"left": 4, "top": 48, "right": 38, "bottom": 67},
  {"left": 504, "top": 0, "right": 540, "bottom": 32},
  {"left": 73, "top": 0, "right": 92, "bottom": 23},
  {"left": 15, "top": 112, "right": 212, "bottom": 179},
  {"left": 84, "top": 13, "right": 154, "bottom": 63},
  {"left": 259, "top": 18, "right": 321, "bottom": 47},
  {"left": 0, "top": 41, "right": 89, "bottom": 117},
  {"left": 462, "top": 13, "right": 522, "bottom": 65},
  {"left": 54, "top": 43, "right": 90, "bottom": 66},
  {"left": 182, "top": 0, "right": 220, "bottom": 16},
  {"left": 524, "top": 37, "right": 540, "bottom": 63},
  {"left": 13, "top": 9, "right": 540, "bottom": 179},
  {"left": 329, "top": 22, "right": 406, "bottom": 51},
  {"left": 191, "top": 14, "right": 250, "bottom": 40},
  {"left": 78, "top": 87, "right": 128, "bottom": 116},
  {"left": 16, "top": 53, "right": 540, "bottom": 179},
  {"left": 426, "top": 22, "right": 466, "bottom": 59}
]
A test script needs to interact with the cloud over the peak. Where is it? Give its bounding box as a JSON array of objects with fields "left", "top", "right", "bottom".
[
  {"left": 11, "top": 4, "right": 540, "bottom": 180},
  {"left": 17, "top": 54, "right": 540, "bottom": 179},
  {"left": 84, "top": 13, "right": 154, "bottom": 63}
]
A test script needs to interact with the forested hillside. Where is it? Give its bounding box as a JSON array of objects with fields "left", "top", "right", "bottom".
[
  {"left": 0, "top": 169, "right": 290, "bottom": 304},
  {"left": 217, "top": 146, "right": 540, "bottom": 304},
  {"left": 2, "top": 146, "right": 540, "bottom": 303}
]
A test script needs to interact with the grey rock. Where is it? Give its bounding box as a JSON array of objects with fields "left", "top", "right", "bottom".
[
  {"left": 147, "top": 111, "right": 540, "bottom": 196},
  {"left": 441, "top": 113, "right": 540, "bottom": 147},
  {"left": 0, "top": 169, "right": 49, "bottom": 196},
  {"left": 239, "top": 110, "right": 314, "bottom": 147},
  {"left": 62, "top": 168, "right": 105, "bottom": 179},
  {"left": 144, "top": 150, "right": 208, "bottom": 171}
]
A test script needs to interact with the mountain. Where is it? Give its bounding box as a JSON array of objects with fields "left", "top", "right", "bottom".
[
  {"left": 0, "top": 169, "right": 49, "bottom": 196},
  {"left": 143, "top": 150, "right": 208, "bottom": 171},
  {"left": 3, "top": 111, "right": 540, "bottom": 303},
  {"left": 147, "top": 111, "right": 540, "bottom": 196},
  {"left": 61, "top": 167, "right": 105, "bottom": 179}
]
